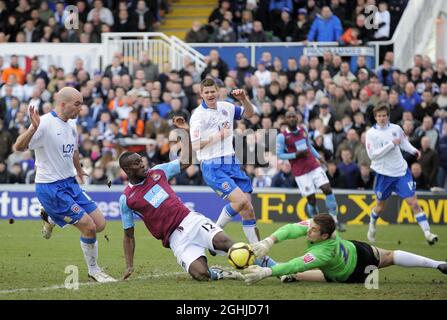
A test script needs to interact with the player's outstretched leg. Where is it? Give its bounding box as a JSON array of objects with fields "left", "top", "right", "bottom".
[
  {"left": 40, "top": 208, "right": 55, "bottom": 239},
  {"left": 405, "top": 196, "right": 438, "bottom": 245},
  {"left": 376, "top": 247, "right": 447, "bottom": 274},
  {"left": 74, "top": 214, "right": 116, "bottom": 283}
]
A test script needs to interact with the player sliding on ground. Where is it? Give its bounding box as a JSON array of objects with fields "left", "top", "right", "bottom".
[
  {"left": 118, "top": 116, "right": 243, "bottom": 281},
  {"left": 242, "top": 213, "right": 447, "bottom": 285},
  {"left": 189, "top": 78, "right": 275, "bottom": 267},
  {"left": 13, "top": 87, "right": 116, "bottom": 283},
  {"left": 276, "top": 110, "right": 345, "bottom": 232},
  {"left": 365, "top": 104, "right": 438, "bottom": 245}
]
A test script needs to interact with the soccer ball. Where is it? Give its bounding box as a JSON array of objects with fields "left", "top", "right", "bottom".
[{"left": 227, "top": 242, "right": 255, "bottom": 269}]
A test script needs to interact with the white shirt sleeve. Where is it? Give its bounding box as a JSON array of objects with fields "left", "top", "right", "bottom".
[
  {"left": 189, "top": 112, "right": 202, "bottom": 143},
  {"left": 399, "top": 126, "right": 417, "bottom": 155},
  {"left": 28, "top": 120, "right": 47, "bottom": 150},
  {"left": 365, "top": 129, "right": 395, "bottom": 161}
]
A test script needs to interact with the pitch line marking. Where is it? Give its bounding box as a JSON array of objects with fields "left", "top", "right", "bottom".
[{"left": 0, "top": 271, "right": 185, "bottom": 295}]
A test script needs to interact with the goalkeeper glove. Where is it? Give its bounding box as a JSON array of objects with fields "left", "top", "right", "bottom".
[
  {"left": 243, "top": 265, "right": 272, "bottom": 285},
  {"left": 251, "top": 237, "right": 274, "bottom": 258}
]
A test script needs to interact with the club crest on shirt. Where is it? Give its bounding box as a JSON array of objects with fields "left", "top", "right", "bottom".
[
  {"left": 222, "top": 181, "right": 230, "bottom": 191},
  {"left": 151, "top": 173, "right": 161, "bottom": 181},
  {"left": 71, "top": 204, "right": 81, "bottom": 214},
  {"left": 392, "top": 131, "right": 397, "bottom": 137},
  {"left": 303, "top": 253, "right": 316, "bottom": 264}
]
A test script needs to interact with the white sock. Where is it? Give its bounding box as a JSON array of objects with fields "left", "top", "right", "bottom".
[
  {"left": 216, "top": 205, "right": 237, "bottom": 229},
  {"left": 48, "top": 215, "right": 55, "bottom": 226},
  {"left": 80, "top": 238, "right": 100, "bottom": 275},
  {"left": 393, "top": 250, "right": 443, "bottom": 269},
  {"left": 242, "top": 220, "right": 259, "bottom": 243},
  {"left": 415, "top": 212, "right": 430, "bottom": 233},
  {"left": 370, "top": 210, "right": 379, "bottom": 227}
]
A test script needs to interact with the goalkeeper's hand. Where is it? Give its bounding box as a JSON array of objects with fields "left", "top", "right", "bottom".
[
  {"left": 251, "top": 237, "right": 274, "bottom": 258},
  {"left": 243, "top": 265, "right": 272, "bottom": 285}
]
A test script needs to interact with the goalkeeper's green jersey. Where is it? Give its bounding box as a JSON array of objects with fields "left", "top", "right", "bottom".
[{"left": 270, "top": 219, "right": 357, "bottom": 282}]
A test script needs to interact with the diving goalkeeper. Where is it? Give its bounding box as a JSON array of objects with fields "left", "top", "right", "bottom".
[{"left": 243, "top": 214, "right": 447, "bottom": 285}]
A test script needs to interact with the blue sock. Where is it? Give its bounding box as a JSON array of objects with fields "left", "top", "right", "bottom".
[
  {"left": 225, "top": 203, "right": 238, "bottom": 217},
  {"left": 306, "top": 203, "right": 319, "bottom": 217},
  {"left": 254, "top": 256, "right": 277, "bottom": 268},
  {"left": 325, "top": 194, "right": 338, "bottom": 217}
]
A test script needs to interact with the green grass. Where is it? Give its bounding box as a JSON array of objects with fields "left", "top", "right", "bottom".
[{"left": 0, "top": 220, "right": 446, "bottom": 300}]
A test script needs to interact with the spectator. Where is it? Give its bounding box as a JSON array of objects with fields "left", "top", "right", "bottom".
[
  {"left": 9, "top": 163, "right": 24, "bottom": 184},
  {"left": 185, "top": 20, "right": 209, "bottom": 43},
  {"left": 273, "top": 8, "right": 295, "bottom": 42},
  {"left": 201, "top": 49, "right": 229, "bottom": 80},
  {"left": 326, "top": 160, "right": 345, "bottom": 188},
  {"left": 0, "top": 161, "right": 10, "bottom": 183},
  {"left": 418, "top": 136, "right": 439, "bottom": 187},
  {"left": 353, "top": 131, "right": 371, "bottom": 166},
  {"left": 388, "top": 89, "right": 404, "bottom": 123},
  {"left": 271, "top": 161, "right": 296, "bottom": 188},
  {"left": 292, "top": 8, "right": 310, "bottom": 42},
  {"left": 248, "top": 20, "right": 267, "bottom": 42},
  {"left": 0, "top": 119, "right": 13, "bottom": 162},
  {"left": 87, "top": 0, "right": 114, "bottom": 26},
  {"left": 414, "top": 90, "right": 439, "bottom": 122},
  {"left": 411, "top": 162, "right": 429, "bottom": 191},
  {"left": 339, "top": 27, "right": 361, "bottom": 46},
  {"left": 252, "top": 167, "right": 272, "bottom": 188},
  {"left": 414, "top": 116, "right": 439, "bottom": 150},
  {"left": 208, "top": 0, "right": 230, "bottom": 29},
  {"left": 114, "top": 9, "right": 137, "bottom": 32},
  {"left": 237, "top": 10, "right": 254, "bottom": 42},
  {"left": 145, "top": 110, "right": 170, "bottom": 139},
  {"left": 90, "top": 166, "right": 108, "bottom": 185},
  {"left": 176, "top": 165, "right": 203, "bottom": 186},
  {"left": 134, "top": 52, "right": 159, "bottom": 82},
  {"left": 374, "top": 1, "right": 391, "bottom": 40},
  {"left": 1, "top": 55, "right": 25, "bottom": 85},
  {"left": 336, "top": 128, "right": 361, "bottom": 160},
  {"left": 307, "top": 6, "right": 343, "bottom": 42},
  {"left": 104, "top": 56, "right": 129, "bottom": 79},
  {"left": 399, "top": 82, "right": 421, "bottom": 112},
  {"left": 337, "top": 148, "right": 360, "bottom": 189},
  {"left": 214, "top": 19, "right": 236, "bottom": 42},
  {"left": 357, "top": 163, "right": 374, "bottom": 190}
]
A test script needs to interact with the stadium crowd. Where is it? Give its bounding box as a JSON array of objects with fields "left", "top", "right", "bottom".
[{"left": 1, "top": 0, "right": 446, "bottom": 192}]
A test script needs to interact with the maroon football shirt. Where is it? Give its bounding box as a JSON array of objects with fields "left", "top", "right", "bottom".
[{"left": 123, "top": 169, "right": 190, "bottom": 247}]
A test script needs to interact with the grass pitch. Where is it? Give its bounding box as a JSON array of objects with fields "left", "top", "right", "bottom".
[{"left": 0, "top": 220, "right": 446, "bottom": 300}]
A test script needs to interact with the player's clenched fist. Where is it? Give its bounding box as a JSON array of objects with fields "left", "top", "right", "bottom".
[
  {"left": 29, "top": 104, "right": 40, "bottom": 130},
  {"left": 231, "top": 89, "right": 248, "bottom": 101},
  {"left": 173, "top": 116, "right": 189, "bottom": 130}
]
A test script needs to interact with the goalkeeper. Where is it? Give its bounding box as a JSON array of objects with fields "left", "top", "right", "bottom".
[{"left": 243, "top": 213, "right": 447, "bottom": 285}]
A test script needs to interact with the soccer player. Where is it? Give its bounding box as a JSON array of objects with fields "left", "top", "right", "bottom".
[
  {"left": 242, "top": 213, "right": 447, "bottom": 285},
  {"left": 365, "top": 104, "right": 438, "bottom": 245},
  {"left": 276, "top": 110, "right": 345, "bottom": 232},
  {"left": 13, "top": 87, "right": 116, "bottom": 282},
  {"left": 119, "top": 116, "right": 242, "bottom": 281},
  {"left": 189, "top": 78, "right": 275, "bottom": 267}
]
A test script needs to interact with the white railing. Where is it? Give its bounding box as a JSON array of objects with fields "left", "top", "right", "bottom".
[
  {"left": 369, "top": 0, "right": 447, "bottom": 71},
  {"left": 101, "top": 32, "right": 206, "bottom": 75}
]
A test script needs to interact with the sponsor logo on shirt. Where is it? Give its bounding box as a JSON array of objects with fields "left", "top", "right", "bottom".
[
  {"left": 303, "top": 253, "right": 316, "bottom": 264},
  {"left": 144, "top": 184, "right": 169, "bottom": 208}
]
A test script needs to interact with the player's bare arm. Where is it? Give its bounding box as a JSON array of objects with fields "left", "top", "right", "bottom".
[
  {"left": 191, "top": 126, "right": 231, "bottom": 151},
  {"left": 73, "top": 150, "right": 89, "bottom": 183},
  {"left": 13, "top": 105, "right": 40, "bottom": 151},
  {"left": 123, "top": 226, "right": 135, "bottom": 280},
  {"left": 231, "top": 89, "right": 254, "bottom": 118},
  {"left": 172, "top": 116, "right": 193, "bottom": 170}
]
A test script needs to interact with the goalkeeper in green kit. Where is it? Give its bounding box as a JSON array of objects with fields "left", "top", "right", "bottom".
[{"left": 243, "top": 214, "right": 447, "bottom": 285}]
